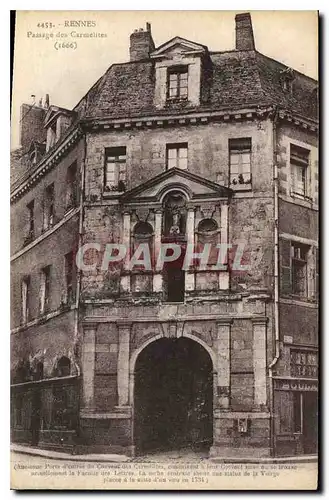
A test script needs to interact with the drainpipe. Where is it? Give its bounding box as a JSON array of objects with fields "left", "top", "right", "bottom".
[
  {"left": 268, "top": 106, "right": 280, "bottom": 457},
  {"left": 73, "top": 126, "right": 86, "bottom": 442},
  {"left": 74, "top": 125, "right": 86, "bottom": 365}
]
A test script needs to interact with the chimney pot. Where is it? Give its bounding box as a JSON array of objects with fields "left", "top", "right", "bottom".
[{"left": 235, "top": 12, "right": 255, "bottom": 51}]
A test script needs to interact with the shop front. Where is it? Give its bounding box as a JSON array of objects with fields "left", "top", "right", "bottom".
[{"left": 273, "top": 348, "right": 318, "bottom": 456}]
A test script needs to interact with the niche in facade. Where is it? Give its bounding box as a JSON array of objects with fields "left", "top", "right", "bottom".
[{"left": 162, "top": 191, "right": 187, "bottom": 238}]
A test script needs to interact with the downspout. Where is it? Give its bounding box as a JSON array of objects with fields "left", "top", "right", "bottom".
[
  {"left": 74, "top": 126, "right": 86, "bottom": 377},
  {"left": 73, "top": 126, "right": 86, "bottom": 443},
  {"left": 268, "top": 106, "right": 280, "bottom": 457}
]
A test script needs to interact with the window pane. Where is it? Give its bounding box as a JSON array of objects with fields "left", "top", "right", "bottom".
[
  {"left": 242, "top": 163, "right": 251, "bottom": 173},
  {"left": 168, "top": 157, "right": 176, "bottom": 169},
  {"left": 180, "top": 86, "right": 188, "bottom": 97},
  {"left": 230, "top": 153, "right": 240, "bottom": 165},
  {"left": 241, "top": 153, "right": 251, "bottom": 164},
  {"left": 106, "top": 162, "right": 115, "bottom": 172},
  {"left": 169, "top": 73, "right": 178, "bottom": 83},
  {"left": 168, "top": 148, "right": 177, "bottom": 160},
  {"left": 178, "top": 156, "right": 188, "bottom": 170},
  {"left": 178, "top": 148, "right": 188, "bottom": 159},
  {"left": 230, "top": 165, "right": 239, "bottom": 174}
]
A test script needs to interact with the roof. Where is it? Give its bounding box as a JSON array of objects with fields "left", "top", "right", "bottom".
[{"left": 74, "top": 48, "right": 318, "bottom": 122}]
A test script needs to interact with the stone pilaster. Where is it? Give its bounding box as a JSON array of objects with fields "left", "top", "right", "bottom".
[
  {"left": 216, "top": 319, "right": 232, "bottom": 409},
  {"left": 219, "top": 201, "right": 229, "bottom": 290},
  {"left": 81, "top": 324, "right": 97, "bottom": 412},
  {"left": 153, "top": 209, "right": 163, "bottom": 292},
  {"left": 252, "top": 318, "right": 268, "bottom": 407},
  {"left": 116, "top": 321, "right": 132, "bottom": 407},
  {"left": 185, "top": 207, "right": 195, "bottom": 291},
  {"left": 121, "top": 211, "right": 131, "bottom": 293}
]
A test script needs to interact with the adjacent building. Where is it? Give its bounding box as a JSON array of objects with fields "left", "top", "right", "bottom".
[{"left": 11, "top": 13, "right": 318, "bottom": 457}]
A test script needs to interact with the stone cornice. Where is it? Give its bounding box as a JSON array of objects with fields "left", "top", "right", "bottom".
[
  {"left": 10, "top": 104, "right": 317, "bottom": 203},
  {"left": 82, "top": 105, "right": 318, "bottom": 133},
  {"left": 10, "top": 126, "right": 83, "bottom": 203}
]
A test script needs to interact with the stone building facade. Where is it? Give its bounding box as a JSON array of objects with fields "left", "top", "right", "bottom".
[{"left": 10, "top": 13, "right": 318, "bottom": 457}]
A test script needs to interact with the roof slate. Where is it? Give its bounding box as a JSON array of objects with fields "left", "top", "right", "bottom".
[{"left": 74, "top": 49, "right": 318, "bottom": 122}]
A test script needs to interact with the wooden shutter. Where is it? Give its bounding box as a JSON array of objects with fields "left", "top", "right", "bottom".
[
  {"left": 315, "top": 247, "right": 319, "bottom": 300},
  {"left": 280, "top": 239, "right": 292, "bottom": 295}
]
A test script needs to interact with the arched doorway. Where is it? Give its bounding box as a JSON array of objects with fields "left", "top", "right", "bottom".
[{"left": 134, "top": 337, "right": 213, "bottom": 455}]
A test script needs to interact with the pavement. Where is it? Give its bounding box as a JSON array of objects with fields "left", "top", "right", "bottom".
[{"left": 11, "top": 443, "right": 318, "bottom": 464}]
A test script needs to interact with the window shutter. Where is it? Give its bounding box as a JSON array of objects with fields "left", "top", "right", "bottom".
[
  {"left": 280, "top": 239, "right": 292, "bottom": 295},
  {"left": 315, "top": 247, "right": 319, "bottom": 300}
]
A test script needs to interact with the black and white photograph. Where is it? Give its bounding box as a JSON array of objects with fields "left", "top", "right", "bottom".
[{"left": 10, "top": 10, "right": 319, "bottom": 490}]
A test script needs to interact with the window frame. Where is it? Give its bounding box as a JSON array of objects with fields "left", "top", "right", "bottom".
[
  {"left": 290, "top": 144, "right": 310, "bottom": 199},
  {"left": 229, "top": 138, "right": 252, "bottom": 189},
  {"left": 66, "top": 161, "right": 78, "bottom": 211},
  {"left": 64, "top": 251, "right": 75, "bottom": 305},
  {"left": 166, "top": 143, "right": 188, "bottom": 170},
  {"left": 167, "top": 66, "right": 189, "bottom": 101},
  {"left": 291, "top": 242, "right": 309, "bottom": 297},
  {"left": 21, "top": 276, "right": 31, "bottom": 324},
  {"left": 104, "top": 147, "right": 127, "bottom": 193},
  {"left": 39, "top": 265, "right": 51, "bottom": 315},
  {"left": 26, "top": 200, "right": 35, "bottom": 240},
  {"left": 290, "top": 349, "right": 318, "bottom": 379},
  {"left": 43, "top": 183, "right": 55, "bottom": 231}
]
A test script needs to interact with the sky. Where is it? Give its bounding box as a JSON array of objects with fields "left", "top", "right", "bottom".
[{"left": 11, "top": 10, "right": 318, "bottom": 149}]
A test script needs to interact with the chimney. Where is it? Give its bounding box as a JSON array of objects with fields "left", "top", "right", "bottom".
[
  {"left": 129, "top": 22, "right": 155, "bottom": 62},
  {"left": 19, "top": 103, "right": 47, "bottom": 150},
  {"left": 235, "top": 13, "right": 255, "bottom": 51}
]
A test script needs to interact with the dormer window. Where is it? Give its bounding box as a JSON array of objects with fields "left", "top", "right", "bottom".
[
  {"left": 46, "top": 121, "right": 57, "bottom": 152},
  {"left": 167, "top": 66, "right": 188, "bottom": 100},
  {"left": 280, "top": 67, "right": 295, "bottom": 94}
]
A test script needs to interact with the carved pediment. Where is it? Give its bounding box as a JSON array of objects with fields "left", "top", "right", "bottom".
[
  {"left": 151, "top": 36, "right": 208, "bottom": 59},
  {"left": 120, "top": 168, "right": 232, "bottom": 204}
]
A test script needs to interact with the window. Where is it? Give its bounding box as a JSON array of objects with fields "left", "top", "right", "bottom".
[
  {"left": 25, "top": 200, "right": 35, "bottom": 244},
  {"left": 56, "top": 356, "right": 71, "bottom": 377},
  {"left": 229, "top": 138, "right": 252, "bottom": 187},
  {"left": 291, "top": 349, "right": 318, "bottom": 378},
  {"left": 21, "top": 276, "right": 30, "bottom": 324},
  {"left": 104, "top": 147, "right": 126, "bottom": 192},
  {"left": 283, "top": 79, "right": 293, "bottom": 93},
  {"left": 46, "top": 121, "right": 57, "bottom": 152},
  {"left": 43, "top": 183, "right": 55, "bottom": 230},
  {"left": 39, "top": 265, "right": 51, "bottom": 315},
  {"left": 66, "top": 162, "right": 78, "bottom": 210},
  {"left": 290, "top": 144, "right": 309, "bottom": 198},
  {"left": 65, "top": 251, "right": 74, "bottom": 304},
  {"left": 292, "top": 243, "right": 308, "bottom": 296},
  {"left": 280, "top": 239, "right": 311, "bottom": 298},
  {"left": 167, "top": 67, "right": 188, "bottom": 100},
  {"left": 166, "top": 143, "right": 188, "bottom": 170}
]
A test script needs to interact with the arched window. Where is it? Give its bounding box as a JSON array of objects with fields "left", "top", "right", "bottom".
[
  {"left": 162, "top": 191, "right": 187, "bottom": 238},
  {"left": 56, "top": 356, "right": 71, "bottom": 377},
  {"left": 133, "top": 222, "right": 154, "bottom": 271},
  {"left": 197, "top": 218, "right": 220, "bottom": 266}
]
